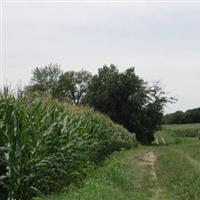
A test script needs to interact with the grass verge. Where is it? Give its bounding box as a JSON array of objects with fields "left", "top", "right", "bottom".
[
  {"left": 155, "top": 146, "right": 200, "bottom": 200},
  {"left": 42, "top": 149, "right": 151, "bottom": 200}
]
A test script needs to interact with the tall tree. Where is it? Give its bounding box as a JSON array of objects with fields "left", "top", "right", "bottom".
[
  {"left": 85, "top": 64, "right": 172, "bottom": 144},
  {"left": 25, "top": 63, "right": 61, "bottom": 97},
  {"left": 57, "top": 70, "right": 92, "bottom": 105}
]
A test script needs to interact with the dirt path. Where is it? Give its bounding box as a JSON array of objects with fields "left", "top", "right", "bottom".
[
  {"left": 141, "top": 152, "right": 157, "bottom": 179},
  {"left": 139, "top": 151, "right": 163, "bottom": 200}
]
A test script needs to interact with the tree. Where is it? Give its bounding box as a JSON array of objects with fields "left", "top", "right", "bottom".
[
  {"left": 134, "top": 82, "right": 174, "bottom": 143},
  {"left": 57, "top": 70, "right": 92, "bottom": 105},
  {"left": 25, "top": 63, "right": 61, "bottom": 97},
  {"left": 163, "top": 111, "right": 184, "bottom": 124},
  {"left": 85, "top": 64, "right": 172, "bottom": 144},
  {"left": 164, "top": 108, "right": 200, "bottom": 124}
]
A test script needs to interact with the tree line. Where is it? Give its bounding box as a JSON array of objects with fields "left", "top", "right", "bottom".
[
  {"left": 163, "top": 107, "right": 200, "bottom": 124},
  {"left": 25, "top": 63, "right": 173, "bottom": 144}
]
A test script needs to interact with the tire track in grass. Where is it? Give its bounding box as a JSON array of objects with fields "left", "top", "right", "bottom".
[
  {"left": 156, "top": 146, "right": 200, "bottom": 200},
  {"left": 172, "top": 148, "right": 200, "bottom": 171},
  {"left": 138, "top": 151, "right": 166, "bottom": 200}
]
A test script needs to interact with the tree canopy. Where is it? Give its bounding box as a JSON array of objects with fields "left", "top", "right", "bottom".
[
  {"left": 58, "top": 70, "right": 92, "bottom": 105},
  {"left": 85, "top": 65, "right": 172, "bottom": 144},
  {"left": 163, "top": 108, "right": 200, "bottom": 124},
  {"left": 25, "top": 63, "right": 173, "bottom": 144},
  {"left": 25, "top": 63, "right": 61, "bottom": 97}
]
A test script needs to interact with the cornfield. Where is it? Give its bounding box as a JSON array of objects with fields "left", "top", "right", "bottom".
[
  {"left": 0, "top": 91, "right": 135, "bottom": 200},
  {"left": 163, "top": 125, "right": 200, "bottom": 138}
]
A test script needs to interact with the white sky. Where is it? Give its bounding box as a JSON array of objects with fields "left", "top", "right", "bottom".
[{"left": 1, "top": 1, "right": 200, "bottom": 113}]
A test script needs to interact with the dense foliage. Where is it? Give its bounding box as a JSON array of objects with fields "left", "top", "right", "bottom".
[
  {"left": 25, "top": 64, "right": 91, "bottom": 105},
  {"left": 26, "top": 63, "right": 62, "bottom": 97},
  {"left": 57, "top": 70, "right": 92, "bottom": 104},
  {"left": 25, "top": 63, "right": 172, "bottom": 144},
  {"left": 85, "top": 65, "right": 171, "bottom": 144},
  {"left": 163, "top": 107, "right": 200, "bottom": 124},
  {"left": 0, "top": 91, "right": 134, "bottom": 200}
]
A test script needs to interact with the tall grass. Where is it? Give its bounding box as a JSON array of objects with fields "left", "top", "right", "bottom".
[
  {"left": 0, "top": 91, "right": 135, "bottom": 200},
  {"left": 156, "top": 149, "right": 200, "bottom": 200},
  {"left": 44, "top": 150, "right": 150, "bottom": 200},
  {"left": 155, "top": 124, "right": 200, "bottom": 199}
]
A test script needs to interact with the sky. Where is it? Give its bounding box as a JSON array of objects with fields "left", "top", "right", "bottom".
[{"left": 1, "top": 1, "right": 200, "bottom": 113}]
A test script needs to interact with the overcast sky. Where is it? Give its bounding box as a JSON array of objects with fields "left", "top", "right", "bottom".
[{"left": 1, "top": 1, "right": 200, "bottom": 113}]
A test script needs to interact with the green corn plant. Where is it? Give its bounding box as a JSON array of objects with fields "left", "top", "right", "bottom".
[{"left": 0, "top": 91, "right": 135, "bottom": 200}]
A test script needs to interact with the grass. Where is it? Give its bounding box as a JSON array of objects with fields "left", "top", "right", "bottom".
[
  {"left": 162, "top": 123, "right": 200, "bottom": 138},
  {"left": 177, "top": 143, "right": 200, "bottom": 161},
  {"left": 43, "top": 123, "right": 200, "bottom": 200},
  {"left": 163, "top": 123, "right": 200, "bottom": 130},
  {"left": 155, "top": 130, "right": 198, "bottom": 146},
  {"left": 154, "top": 124, "right": 200, "bottom": 200},
  {"left": 156, "top": 148, "right": 200, "bottom": 200},
  {"left": 41, "top": 149, "right": 152, "bottom": 200}
]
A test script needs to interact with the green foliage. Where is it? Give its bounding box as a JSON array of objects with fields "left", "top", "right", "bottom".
[
  {"left": 43, "top": 124, "right": 200, "bottom": 200},
  {"left": 26, "top": 64, "right": 92, "bottom": 105},
  {"left": 0, "top": 91, "right": 135, "bottom": 200},
  {"left": 25, "top": 63, "right": 61, "bottom": 97},
  {"left": 57, "top": 70, "right": 92, "bottom": 105},
  {"left": 25, "top": 63, "right": 173, "bottom": 144},
  {"left": 42, "top": 150, "right": 150, "bottom": 200},
  {"left": 85, "top": 65, "right": 171, "bottom": 144},
  {"left": 163, "top": 107, "right": 200, "bottom": 124}
]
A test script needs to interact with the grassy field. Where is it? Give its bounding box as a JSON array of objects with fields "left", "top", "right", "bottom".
[
  {"left": 162, "top": 123, "right": 200, "bottom": 138},
  {"left": 42, "top": 123, "right": 200, "bottom": 200},
  {"left": 163, "top": 123, "right": 200, "bottom": 130}
]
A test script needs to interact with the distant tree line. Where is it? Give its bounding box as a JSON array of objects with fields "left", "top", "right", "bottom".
[
  {"left": 25, "top": 63, "right": 173, "bottom": 144},
  {"left": 163, "top": 108, "right": 200, "bottom": 124}
]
